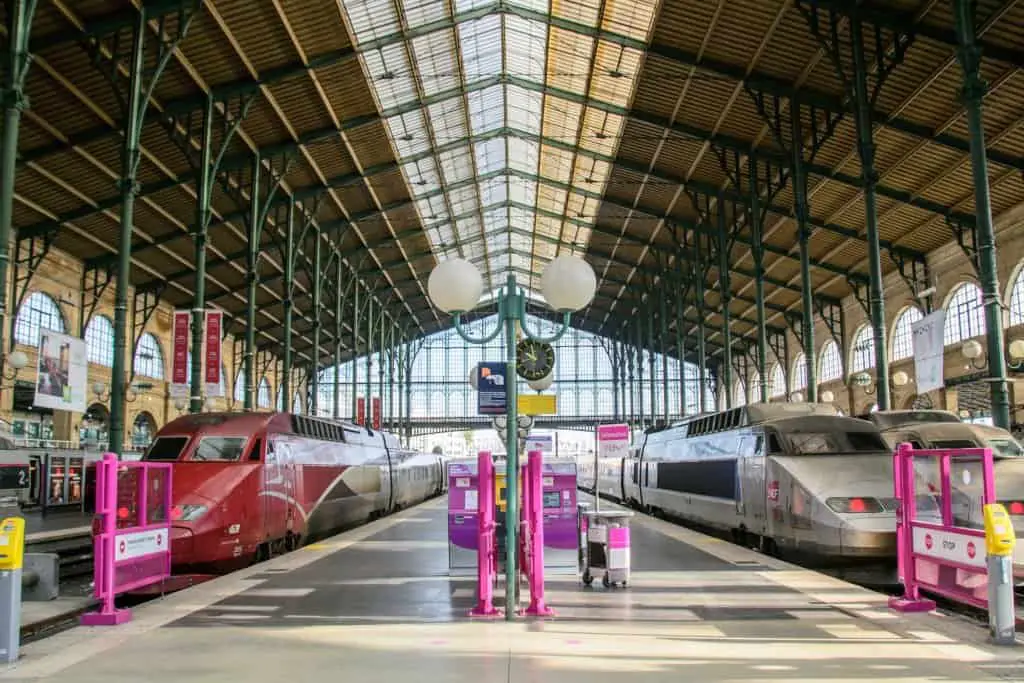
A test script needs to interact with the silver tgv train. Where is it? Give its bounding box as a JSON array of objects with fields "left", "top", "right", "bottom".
[
  {"left": 582, "top": 403, "right": 899, "bottom": 567},
  {"left": 866, "top": 409, "right": 1024, "bottom": 579}
]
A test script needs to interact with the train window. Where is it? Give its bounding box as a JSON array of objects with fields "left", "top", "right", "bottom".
[
  {"left": 845, "top": 432, "right": 890, "bottom": 451},
  {"left": 248, "top": 438, "right": 263, "bottom": 462},
  {"left": 989, "top": 438, "right": 1024, "bottom": 458},
  {"left": 767, "top": 433, "right": 783, "bottom": 454},
  {"left": 142, "top": 436, "right": 189, "bottom": 461},
  {"left": 191, "top": 437, "right": 248, "bottom": 462}
]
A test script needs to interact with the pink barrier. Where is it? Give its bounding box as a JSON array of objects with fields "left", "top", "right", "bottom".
[
  {"left": 469, "top": 451, "right": 500, "bottom": 618},
  {"left": 81, "top": 453, "right": 173, "bottom": 626},
  {"left": 889, "top": 442, "right": 995, "bottom": 613},
  {"left": 522, "top": 450, "right": 554, "bottom": 617}
]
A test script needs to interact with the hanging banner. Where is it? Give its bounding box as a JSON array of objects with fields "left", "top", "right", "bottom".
[
  {"left": 204, "top": 311, "right": 223, "bottom": 397},
  {"left": 356, "top": 397, "right": 366, "bottom": 426},
  {"left": 33, "top": 331, "right": 87, "bottom": 413},
  {"left": 912, "top": 309, "right": 947, "bottom": 394},
  {"left": 170, "top": 311, "right": 190, "bottom": 398},
  {"left": 596, "top": 423, "right": 630, "bottom": 460},
  {"left": 371, "top": 397, "right": 381, "bottom": 430}
]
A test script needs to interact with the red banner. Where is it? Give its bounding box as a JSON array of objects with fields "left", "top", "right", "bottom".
[
  {"left": 204, "top": 311, "right": 222, "bottom": 396},
  {"left": 371, "top": 397, "right": 381, "bottom": 430},
  {"left": 171, "top": 311, "right": 190, "bottom": 388},
  {"left": 356, "top": 397, "right": 365, "bottom": 426}
]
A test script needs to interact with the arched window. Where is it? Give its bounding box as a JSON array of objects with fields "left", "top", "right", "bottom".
[
  {"left": 850, "top": 326, "right": 875, "bottom": 373},
  {"left": 234, "top": 370, "right": 247, "bottom": 403},
  {"left": 733, "top": 379, "right": 747, "bottom": 408},
  {"left": 768, "top": 363, "right": 785, "bottom": 398},
  {"left": 133, "top": 333, "right": 164, "bottom": 379},
  {"left": 749, "top": 371, "right": 761, "bottom": 401},
  {"left": 292, "top": 391, "right": 303, "bottom": 414},
  {"left": 819, "top": 340, "right": 842, "bottom": 382},
  {"left": 792, "top": 353, "right": 808, "bottom": 391},
  {"left": 891, "top": 307, "right": 923, "bottom": 362},
  {"left": 257, "top": 378, "right": 271, "bottom": 408},
  {"left": 84, "top": 315, "right": 115, "bottom": 367},
  {"left": 14, "top": 292, "right": 65, "bottom": 347},
  {"left": 944, "top": 282, "right": 984, "bottom": 346},
  {"left": 1010, "top": 266, "right": 1024, "bottom": 326}
]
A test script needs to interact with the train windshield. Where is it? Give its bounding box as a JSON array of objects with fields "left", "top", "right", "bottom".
[
  {"left": 870, "top": 411, "right": 960, "bottom": 429},
  {"left": 785, "top": 431, "right": 889, "bottom": 455},
  {"left": 988, "top": 438, "right": 1024, "bottom": 458},
  {"left": 190, "top": 437, "right": 248, "bottom": 462},
  {"left": 143, "top": 436, "right": 189, "bottom": 461}
]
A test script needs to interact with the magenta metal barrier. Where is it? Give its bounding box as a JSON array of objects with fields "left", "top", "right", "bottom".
[
  {"left": 469, "top": 451, "right": 500, "bottom": 617},
  {"left": 81, "top": 453, "right": 173, "bottom": 626},
  {"left": 889, "top": 442, "right": 995, "bottom": 613},
  {"left": 522, "top": 449, "right": 554, "bottom": 616}
]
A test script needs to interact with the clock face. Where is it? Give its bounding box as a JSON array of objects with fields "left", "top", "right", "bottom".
[{"left": 516, "top": 339, "right": 555, "bottom": 381}]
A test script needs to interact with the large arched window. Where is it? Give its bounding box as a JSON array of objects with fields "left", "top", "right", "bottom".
[
  {"left": 944, "top": 282, "right": 984, "bottom": 346},
  {"left": 850, "top": 326, "right": 875, "bottom": 373},
  {"left": 133, "top": 333, "right": 164, "bottom": 379},
  {"left": 14, "top": 292, "right": 65, "bottom": 347},
  {"left": 258, "top": 378, "right": 271, "bottom": 408},
  {"left": 292, "top": 391, "right": 303, "bottom": 415},
  {"left": 749, "top": 371, "right": 761, "bottom": 401},
  {"left": 234, "top": 370, "right": 247, "bottom": 403},
  {"left": 819, "top": 340, "right": 842, "bottom": 382},
  {"left": 768, "top": 363, "right": 785, "bottom": 398},
  {"left": 733, "top": 379, "right": 747, "bottom": 408},
  {"left": 1010, "top": 266, "right": 1024, "bottom": 326},
  {"left": 84, "top": 315, "right": 115, "bottom": 367},
  {"left": 792, "top": 353, "right": 808, "bottom": 391},
  {"left": 891, "top": 307, "right": 923, "bottom": 362}
]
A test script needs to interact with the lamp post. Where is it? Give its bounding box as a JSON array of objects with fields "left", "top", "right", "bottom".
[{"left": 427, "top": 256, "right": 596, "bottom": 620}]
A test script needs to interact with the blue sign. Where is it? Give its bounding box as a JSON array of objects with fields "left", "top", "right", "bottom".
[{"left": 477, "top": 362, "right": 507, "bottom": 415}]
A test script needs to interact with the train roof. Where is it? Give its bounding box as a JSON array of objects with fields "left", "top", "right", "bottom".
[
  {"left": 649, "top": 402, "right": 840, "bottom": 439},
  {"left": 864, "top": 409, "right": 961, "bottom": 430},
  {"left": 157, "top": 411, "right": 399, "bottom": 447}
]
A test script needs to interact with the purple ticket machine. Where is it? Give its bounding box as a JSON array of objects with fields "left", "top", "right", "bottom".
[
  {"left": 447, "top": 459, "right": 480, "bottom": 576},
  {"left": 540, "top": 459, "right": 579, "bottom": 574}
]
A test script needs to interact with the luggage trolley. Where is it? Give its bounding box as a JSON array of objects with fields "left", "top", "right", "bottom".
[{"left": 581, "top": 509, "right": 633, "bottom": 588}]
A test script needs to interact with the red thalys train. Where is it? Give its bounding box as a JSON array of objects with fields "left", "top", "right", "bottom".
[{"left": 130, "top": 411, "right": 445, "bottom": 574}]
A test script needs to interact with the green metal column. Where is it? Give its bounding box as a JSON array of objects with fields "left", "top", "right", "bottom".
[
  {"left": 695, "top": 233, "right": 707, "bottom": 413},
  {"left": 659, "top": 291, "right": 669, "bottom": 420},
  {"left": 351, "top": 283, "right": 360, "bottom": 418},
  {"left": 647, "top": 303, "right": 657, "bottom": 420},
  {"left": 635, "top": 324, "right": 645, "bottom": 426},
  {"left": 365, "top": 297, "right": 373, "bottom": 418},
  {"left": 502, "top": 293, "right": 520, "bottom": 619},
  {"left": 626, "top": 338, "right": 634, "bottom": 422},
  {"left": 750, "top": 159, "right": 769, "bottom": 402},
  {"left": 189, "top": 96, "right": 214, "bottom": 413},
  {"left": 310, "top": 228, "right": 322, "bottom": 416},
  {"left": 282, "top": 202, "right": 295, "bottom": 407},
  {"left": 790, "top": 112, "right": 817, "bottom": 402},
  {"left": 0, "top": 0, "right": 38, "bottom": 357},
  {"left": 954, "top": 0, "right": 1012, "bottom": 429},
  {"left": 244, "top": 154, "right": 261, "bottom": 412},
  {"left": 109, "top": 15, "right": 148, "bottom": 456},
  {"left": 333, "top": 257, "right": 343, "bottom": 419},
  {"left": 676, "top": 280, "right": 686, "bottom": 416},
  {"left": 851, "top": 20, "right": 890, "bottom": 410},
  {"left": 717, "top": 204, "right": 733, "bottom": 409},
  {"left": 377, "top": 311, "right": 385, "bottom": 421},
  {"left": 611, "top": 339, "right": 620, "bottom": 419}
]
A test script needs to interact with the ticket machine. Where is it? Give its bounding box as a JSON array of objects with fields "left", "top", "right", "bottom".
[
  {"left": 539, "top": 460, "right": 579, "bottom": 574},
  {"left": 447, "top": 459, "right": 481, "bottom": 575}
]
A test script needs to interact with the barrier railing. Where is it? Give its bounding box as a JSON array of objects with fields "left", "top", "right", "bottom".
[
  {"left": 469, "top": 451, "right": 499, "bottom": 617},
  {"left": 81, "top": 453, "right": 172, "bottom": 626},
  {"left": 521, "top": 449, "right": 554, "bottom": 616},
  {"left": 889, "top": 442, "right": 1016, "bottom": 644}
]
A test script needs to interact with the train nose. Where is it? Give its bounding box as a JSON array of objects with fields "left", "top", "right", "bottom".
[
  {"left": 170, "top": 525, "right": 195, "bottom": 561},
  {"left": 840, "top": 517, "right": 898, "bottom": 557}
]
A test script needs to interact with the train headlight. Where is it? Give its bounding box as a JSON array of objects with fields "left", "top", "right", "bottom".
[
  {"left": 171, "top": 504, "right": 208, "bottom": 522},
  {"left": 825, "top": 497, "right": 884, "bottom": 514}
]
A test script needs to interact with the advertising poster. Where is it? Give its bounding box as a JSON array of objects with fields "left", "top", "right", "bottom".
[
  {"left": 171, "top": 310, "right": 190, "bottom": 398},
  {"left": 205, "top": 310, "right": 223, "bottom": 397},
  {"left": 911, "top": 309, "right": 946, "bottom": 394},
  {"left": 33, "top": 331, "right": 87, "bottom": 413},
  {"left": 356, "top": 396, "right": 366, "bottom": 425},
  {"left": 371, "top": 396, "right": 381, "bottom": 430}
]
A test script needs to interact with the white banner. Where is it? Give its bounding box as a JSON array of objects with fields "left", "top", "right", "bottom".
[
  {"left": 115, "top": 528, "right": 169, "bottom": 562},
  {"left": 33, "top": 331, "right": 88, "bottom": 413},
  {"left": 596, "top": 423, "right": 630, "bottom": 460},
  {"left": 911, "top": 309, "right": 946, "bottom": 394},
  {"left": 912, "top": 526, "right": 985, "bottom": 569}
]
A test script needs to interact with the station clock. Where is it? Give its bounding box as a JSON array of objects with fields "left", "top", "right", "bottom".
[{"left": 515, "top": 339, "right": 555, "bottom": 382}]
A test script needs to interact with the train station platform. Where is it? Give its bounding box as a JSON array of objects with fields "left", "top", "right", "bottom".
[{"left": 4, "top": 499, "right": 1024, "bottom": 683}]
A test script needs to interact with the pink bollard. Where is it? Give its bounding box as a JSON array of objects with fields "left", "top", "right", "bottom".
[
  {"left": 469, "top": 451, "right": 501, "bottom": 618},
  {"left": 523, "top": 450, "right": 554, "bottom": 617}
]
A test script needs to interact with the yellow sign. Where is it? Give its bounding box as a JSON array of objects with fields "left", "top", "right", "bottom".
[
  {"left": 519, "top": 394, "right": 556, "bottom": 415},
  {"left": 0, "top": 517, "right": 25, "bottom": 570},
  {"left": 983, "top": 503, "right": 1016, "bottom": 556}
]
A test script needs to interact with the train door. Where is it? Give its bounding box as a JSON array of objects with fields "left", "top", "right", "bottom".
[
  {"left": 619, "top": 456, "right": 627, "bottom": 500},
  {"left": 380, "top": 447, "right": 395, "bottom": 513},
  {"left": 737, "top": 433, "right": 767, "bottom": 534},
  {"left": 262, "top": 438, "right": 290, "bottom": 543}
]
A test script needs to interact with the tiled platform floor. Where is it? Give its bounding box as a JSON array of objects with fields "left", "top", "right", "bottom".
[{"left": 3, "top": 496, "right": 1023, "bottom": 682}]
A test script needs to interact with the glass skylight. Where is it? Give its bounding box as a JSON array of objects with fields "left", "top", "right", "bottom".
[{"left": 339, "top": 0, "right": 658, "bottom": 292}]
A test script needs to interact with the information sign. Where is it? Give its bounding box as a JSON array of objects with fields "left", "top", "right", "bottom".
[{"left": 477, "top": 362, "right": 507, "bottom": 415}]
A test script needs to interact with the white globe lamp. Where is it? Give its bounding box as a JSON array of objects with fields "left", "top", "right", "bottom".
[
  {"left": 1009, "top": 339, "right": 1024, "bottom": 361},
  {"left": 820, "top": 390, "right": 835, "bottom": 403},
  {"left": 527, "top": 372, "right": 553, "bottom": 392},
  {"left": 892, "top": 370, "right": 909, "bottom": 387},
  {"left": 92, "top": 381, "right": 106, "bottom": 397},
  {"left": 6, "top": 350, "right": 27, "bottom": 371},
  {"left": 961, "top": 339, "right": 983, "bottom": 360},
  {"left": 427, "top": 259, "right": 484, "bottom": 313},
  {"left": 540, "top": 255, "right": 597, "bottom": 312}
]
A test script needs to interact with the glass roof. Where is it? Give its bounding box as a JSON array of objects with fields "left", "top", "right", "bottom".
[{"left": 339, "top": 0, "right": 657, "bottom": 292}]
